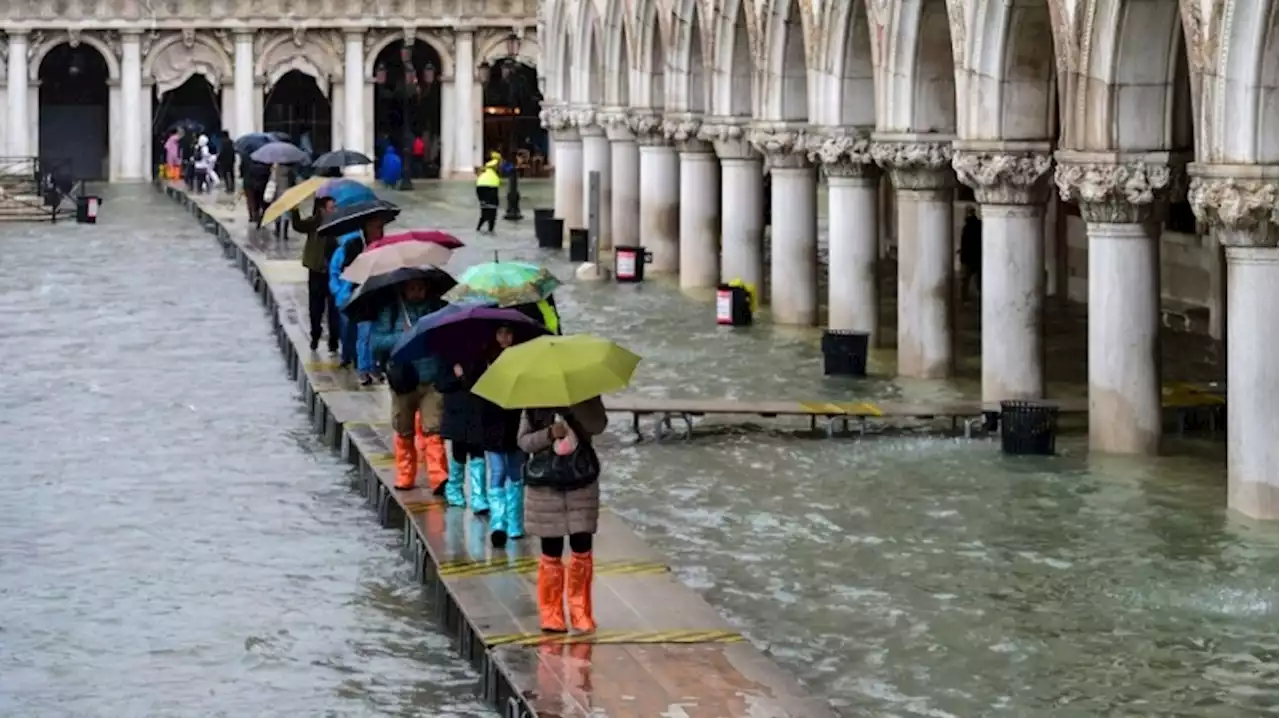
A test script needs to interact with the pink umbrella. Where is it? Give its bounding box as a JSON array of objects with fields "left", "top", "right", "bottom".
[{"left": 367, "top": 230, "right": 465, "bottom": 251}]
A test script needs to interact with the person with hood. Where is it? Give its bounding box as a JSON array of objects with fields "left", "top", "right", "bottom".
[
  {"left": 371, "top": 278, "right": 450, "bottom": 494},
  {"left": 379, "top": 145, "right": 403, "bottom": 188},
  {"left": 194, "top": 135, "right": 218, "bottom": 193},
  {"left": 329, "top": 228, "right": 378, "bottom": 384},
  {"left": 434, "top": 355, "right": 490, "bottom": 514},
  {"left": 959, "top": 206, "right": 983, "bottom": 303},
  {"left": 475, "top": 154, "right": 502, "bottom": 234},
  {"left": 292, "top": 196, "right": 340, "bottom": 352}
]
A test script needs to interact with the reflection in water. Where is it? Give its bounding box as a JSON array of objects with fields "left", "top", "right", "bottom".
[{"left": 0, "top": 187, "right": 489, "bottom": 717}]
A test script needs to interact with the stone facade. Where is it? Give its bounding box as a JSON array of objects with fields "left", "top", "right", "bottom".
[{"left": 1, "top": 0, "right": 542, "bottom": 180}]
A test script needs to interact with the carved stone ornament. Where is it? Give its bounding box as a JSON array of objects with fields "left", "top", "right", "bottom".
[
  {"left": 27, "top": 31, "right": 44, "bottom": 64},
  {"left": 697, "top": 117, "right": 756, "bottom": 160},
  {"left": 952, "top": 150, "right": 1053, "bottom": 205},
  {"left": 571, "top": 106, "right": 604, "bottom": 137},
  {"left": 596, "top": 107, "right": 633, "bottom": 142},
  {"left": 629, "top": 110, "right": 666, "bottom": 146},
  {"left": 181, "top": 28, "right": 196, "bottom": 49},
  {"left": 807, "top": 128, "right": 876, "bottom": 179},
  {"left": 1186, "top": 166, "right": 1278, "bottom": 244},
  {"left": 870, "top": 139, "right": 954, "bottom": 190},
  {"left": 1054, "top": 155, "right": 1172, "bottom": 224},
  {"left": 67, "top": 28, "right": 82, "bottom": 48},
  {"left": 662, "top": 113, "right": 709, "bottom": 152},
  {"left": 149, "top": 30, "right": 232, "bottom": 94},
  {"left": 748, "top": 123, "right": 811, "bottom": 169},
  {"left": 538, "top": 104, "right": 579, "bottom": 139}
]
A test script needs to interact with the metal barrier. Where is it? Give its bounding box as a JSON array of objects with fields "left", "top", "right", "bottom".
[{"left": 0, "top": 156, "right": 72, "bottom": 222}]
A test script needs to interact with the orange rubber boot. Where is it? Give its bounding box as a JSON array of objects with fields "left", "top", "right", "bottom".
[
  {"left": 566, "top": 551, "right": 595, "bottom": 633},
  {"left": 393, "top": 434, "right": 418, "bottom": 490},
  {"left": 420, "top": 433, "right": 448, "bottom": 494},
  {"left": 537, "top": 555, "right": 568, "bottom": 633}
]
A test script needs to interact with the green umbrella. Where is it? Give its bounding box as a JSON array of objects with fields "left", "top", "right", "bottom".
[{"left": 442, "top": 261, "right": 561, "bottom": 308}]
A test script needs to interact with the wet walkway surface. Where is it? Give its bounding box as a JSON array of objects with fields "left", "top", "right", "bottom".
[{"left": 1, "top": 182, "right": 1275, "bottom": 717}]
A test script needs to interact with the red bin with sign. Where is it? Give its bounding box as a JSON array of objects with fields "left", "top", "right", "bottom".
[{"left": 614, "top": 246, "right": 652, "bottom": 283}]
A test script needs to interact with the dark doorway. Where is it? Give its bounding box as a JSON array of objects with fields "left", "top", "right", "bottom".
[
  {"left": 262, "top": 70, "right": 332, "bottom": 155},
  {"left": 151, "top": 76, "right": 222, "bottom": 171},
  {"left": 38, "top": 43, "right": 110, "bottom": 181},
  {"left": 481, "top": 59, "right": 546, "bottom": 176},
  {"left": 372, "top": 40, "right": 443, "bottom": 178}
]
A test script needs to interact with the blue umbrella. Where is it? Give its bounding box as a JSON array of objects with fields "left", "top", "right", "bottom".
[
  {"left": 390, "top": 304, "right": 546, "bottom": 365},
  {"left": 250, "top": 141, "right": 310, "bottom": 165},
  {"left": 317, "top": 179, "right": 376, "bottom": 206},
  {"left": 233, "top": 132, "right": 288, "bottom": 154}
]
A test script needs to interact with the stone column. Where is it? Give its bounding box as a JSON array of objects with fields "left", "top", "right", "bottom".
[
  {"left": 1189, "top": 164, "right": 1278, "bottom": 520},
  {"left": 233, "top": 31, "right": 256, "bottom": 137},
  {"left": 1055, "top": 151, "right": 1173, "bottom": 455},
  {"left": 539, "top": 105, "right": 583, "bottom": 231},
  {"left": 635, "top": 112, "right": 679, "bottom": 273},
  {"left": 703, "top": 119, "right": 764, "bottom": 297},
  {"left": 872, "top": 136, "right": 956, "bottom": 377},
  {"left": 812, "top": 129, "right": 881, "bottom": 343},
  {"left": 753, "top": 125, "right": 818, "bottom": 325},
  {"left": 577, "top": 108, "right": 613, "bottom": 248},
  {"left": 600, "top": 107, "right": 640, "bottom": 251},
  {"left": 668, "top": 114, "right": 719, "bottom": 289},
  {"left": 119, "top": 31, "right": 144, "bottom": 180},
  {"left": 953, "top": 142, "right": 1054, "bottom": 401},
  {"left": 6, "top": 31, "right": 29, "bottom": 158},
  {"left": 453, "top": 30, "right": 476, "bottom": 175},
  {"left": 342, "top": 31, "right": 366, "bottom": 170}
]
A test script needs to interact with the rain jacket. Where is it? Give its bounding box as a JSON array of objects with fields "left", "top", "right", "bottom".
[
  {"left": 371, "top": 298, "right": 444, "bottom": 386},
  {"left": 379, "top": 146, "right": 403, "bottom": 187},
  {"left": 328, "top": 231, "right": 365, "bottom": 308},
  {"left": 475, "top": 160, "right": 501, "bottom": 188},
  {"left": 293, "top": 209, "right": 337, "bottom": 272}
]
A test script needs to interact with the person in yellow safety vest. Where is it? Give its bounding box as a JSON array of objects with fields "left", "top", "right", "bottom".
[{"left": 475, "top": 156, "right": 502, "bottom": 235}]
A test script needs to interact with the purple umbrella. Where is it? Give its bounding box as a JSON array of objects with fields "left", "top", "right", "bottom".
[{"left": 390, "top": 304, "right": 546, "bottom": 364}]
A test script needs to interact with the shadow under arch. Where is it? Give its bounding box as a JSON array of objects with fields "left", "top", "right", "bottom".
[
  {"left": 480, "top": 54, "right": 547, "bottom": 176},
  {"left": 151, "top": 76, "right": 223, "bottom": 171},
  {"left": 372, "top": 40, "right": 443, "bottom": 179},
  {"left": 39, "top": 43, "right": 110, "bottom": 181},
  {"left": 263, "top": 70, "right": 332, "bottom": 157}
]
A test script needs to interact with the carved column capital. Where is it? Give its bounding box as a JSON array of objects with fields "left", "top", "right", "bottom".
[
  {"left": 597, "top": 106, "right": 633, "bottom": 142},
  {"left": 870, "top": 134, "right": 955, "bottom": 190},
  {"left": 663, "top": 112, "right": 709, "bottom": 153},
  {"left": 629, "top": 109, "right": 668, "bottom": 147},
  {"left": 807, "top": 126, "right": 877, "bottom": 179},
  {"left": 952, "top": 141, "right": 1053, "bottom": 205},
  {"left": 748, "top": 122, "right": 812, "bottom": 170},
  {"left": 538, "top": 103, "right": 580, "bottom": 142},
  {"left": 697, "top": 116, "right": 756, "bottom": 160},
  {"left": 1187, "top": 163, "right": 1278, "bottom": 246},
  {"left": 1054, "top": 151, "right": 1175, "bottom": 224},
  {"left": 571, "top": 105, "right": 604, "bottom": 137}
]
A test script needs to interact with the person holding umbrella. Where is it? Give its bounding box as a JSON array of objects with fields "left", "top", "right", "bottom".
[{"left": 292, "top": 196, "right": 340, "bottom": 352}]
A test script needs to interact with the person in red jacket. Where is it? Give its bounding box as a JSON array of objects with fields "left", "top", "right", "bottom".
[{"left": 411, "top": 136, "right": 426, "bottom": 178}]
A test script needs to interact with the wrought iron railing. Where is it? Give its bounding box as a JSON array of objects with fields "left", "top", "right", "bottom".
[{"left": 0, "top": 156, "right": 77, "bottom": 222}]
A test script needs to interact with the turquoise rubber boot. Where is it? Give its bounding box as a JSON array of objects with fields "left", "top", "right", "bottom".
[
  {"left": 443, "top": 454, "right": 466, "bottom": 507},
  {"left": 467, "top": 457, "right": 489, "bottom": 514},
  {"left": 505, "top": 481, "right": 525, "bottom": 540}
]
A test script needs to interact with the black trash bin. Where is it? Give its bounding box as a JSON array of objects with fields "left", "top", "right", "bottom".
[
  {"left": 538, "top": 218, "right": 564, "bottom": 248},
  {"left": 614, "top": 246, "right": 652, "bottom": 282},
  {"left": 715, "top": 284, "right": 753, "bottom": 326},
  {"left": 568, "top": 228, "right": 590, "bottom": 262},
  {"left": 820, "top": 330, "right": 869, "bottom": 376},
  {"left": 533, "top": 208, "right": 555, "bottom": 246},
  {"left": 75, "top": 196, "right": 101, "bottom": 224},
  {"left": 999, "top": 401, "right": 1058, "bottom": 455}
]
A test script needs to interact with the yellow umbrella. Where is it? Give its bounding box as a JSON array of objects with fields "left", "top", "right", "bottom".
[
  {"left": 260, "top": 176, "right": 328, "bottom": 226},
  {"left": 471, "top": 334, "right": 641, "bottom": 409}
]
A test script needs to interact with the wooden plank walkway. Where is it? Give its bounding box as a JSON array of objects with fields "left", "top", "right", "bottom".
[{"left": 159, "top": 183, "right": 840, "bottom": 717}]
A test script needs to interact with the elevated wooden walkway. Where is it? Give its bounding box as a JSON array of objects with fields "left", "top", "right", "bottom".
[{"left": 159, "top": 182, "right": 839, "bottom": 717}]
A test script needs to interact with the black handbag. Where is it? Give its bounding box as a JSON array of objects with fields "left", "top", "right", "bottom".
[{"left": 523, "top": 414, "right": 600, "bottom": 491}]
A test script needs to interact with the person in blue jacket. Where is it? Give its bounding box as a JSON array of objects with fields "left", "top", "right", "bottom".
[
  {"left": 329, "top": 231, "right": 379, "bottom": 385},
  {"left": 379, "top": 145, "right": 402, "bottom": 188}
]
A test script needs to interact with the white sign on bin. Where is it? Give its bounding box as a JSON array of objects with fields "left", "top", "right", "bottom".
[
  {"left": 87, "top": 198, "right": 98, "bottom": 218},
  {"left": 616, "top": 251, "right": 637, "bottom": 279},
  {"left": 715, "top": 289, "right": 733, "bottom": 324}
]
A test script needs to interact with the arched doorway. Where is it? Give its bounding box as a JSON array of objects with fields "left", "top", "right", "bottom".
[
  {"left": 480, "top": 35, "right": 546, "bottom": 177},
  {"left": 372, "top": 40, "right": 443, "bottom": 179},
  {"left": 38, "top": 43, "right": 110, "bottom": 181},
  {"left": 150, "top": 76, "right": 222, "bottom": 171},
  {"left": 262, "top": 70, "right": 332, "bottom": 155}
]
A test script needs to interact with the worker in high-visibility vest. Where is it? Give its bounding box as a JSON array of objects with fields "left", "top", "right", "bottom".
[{"left": 475, "top": 155, "right": 502, "bottom": 234}]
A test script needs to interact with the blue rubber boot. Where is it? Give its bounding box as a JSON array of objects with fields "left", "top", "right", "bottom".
[
  {"left": 506, "top": 480, "right": 525, "bottom": 540},
  {"left": 444, "top": 454, "right": 466, "bottom": 507},
  {"left": 467, "top": 457, "right": 489, "bottom": 514}
]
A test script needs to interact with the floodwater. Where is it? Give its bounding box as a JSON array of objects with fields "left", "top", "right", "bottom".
[{"left": 0, "top": 182, "right": 1274, "bottom": 718}]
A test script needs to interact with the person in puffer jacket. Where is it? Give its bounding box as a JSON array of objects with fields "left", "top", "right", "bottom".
[{"left": 328, "top": 231, "right": 378, "bottom": 384}]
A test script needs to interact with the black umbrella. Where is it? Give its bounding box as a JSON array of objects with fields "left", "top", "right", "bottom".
[
  {"left": 341, "top": 267, "right": 457, "bottom": 322},
  {"left": 167, "top": 118, "right": 204, "bottom": 135},
  {"left": 233, "top": 132, "right": 278, "bottom": 154},
  {"left": 250, "top": 141, "right": 310, "bottom": 165},
  {"left": 317, "top": 198, "right": 401, "bottom": 237},
  {"left": 312, "top": 149, "right": 373, "bottom": 170}
]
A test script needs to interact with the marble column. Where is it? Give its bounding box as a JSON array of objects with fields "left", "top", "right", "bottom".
[
  {"left": 753, "top": 125, "right": 818, "bottom": 325},
  {"left": 637, "top": 112, "right": 679, "bottom": 273},
  {"left": 675, "top": 117, "right": 720, "bottom": 289},
  {"left": 578, "top": 109, "right": 612, "bottom": 249},
  {"left": 233, "top": 32, "right": 256, "bottom": 137},
  {"left": 873, "top": 136, "right": 957, "bottom": 377},
  {"left": 342, "top": 30, "right": 366, "bottom": 173},
  {"left": 1189, "top": 165, "right": 1278, "bottom": 520},
  {"left": 600, "top": 108, "right": 640, "bottom": 251},
  {"left": 453, "top": 31, "right": 476, "bottom": 174},
  {"left": 706, "top": 120, "right": 764, "bottom": 297},
  {"left": 541, "top": 105, "right": 583, "bottom": 231},
  {"left": 7, "top": 31, "right": 29, "bottom": 158},
  {"left": 954, "top": 143, "right": 1054, "bottom": 400},
  {"left": 812, "top": 130, "right": 881, "bottom": 343},
  {"left": 1056, "top": 152, "right": 1172, "bottom": 455},
  {"left": 119, "top": 31, "right": 144, "bottom": 180}
]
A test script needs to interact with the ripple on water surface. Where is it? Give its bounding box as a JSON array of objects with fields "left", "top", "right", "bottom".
[{"left": 0, "top": 187, "right": 489, "bottom": 717}]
